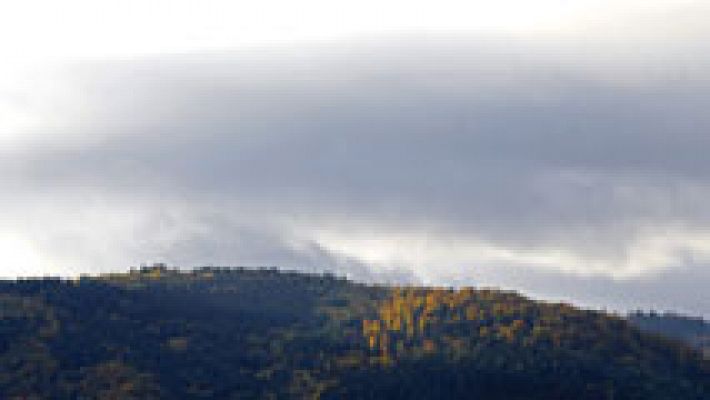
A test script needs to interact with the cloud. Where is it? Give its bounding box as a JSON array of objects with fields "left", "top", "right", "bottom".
[{"left": 2, "top": 32, "right": 710, "bottom": 315}]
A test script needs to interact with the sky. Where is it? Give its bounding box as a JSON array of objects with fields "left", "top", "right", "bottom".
[{"left": 1, "top": 0, "right": 709, "bottom": 317}]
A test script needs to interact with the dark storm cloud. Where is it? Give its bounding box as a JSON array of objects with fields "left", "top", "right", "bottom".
[{"left": 3, "top": 37, "right": 710, "bottom": 314}]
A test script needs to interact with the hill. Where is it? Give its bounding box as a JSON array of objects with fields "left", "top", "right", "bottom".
[
  {"left": 628, "top": 311, "right": 710, "bottom": 358},
  {"left": 0, "top": 266, "right": 707, "bottom": 399}
]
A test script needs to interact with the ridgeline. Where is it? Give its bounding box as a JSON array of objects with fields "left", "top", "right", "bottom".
[{"left": 0, "top": 266, "right": 707, "bottom": 399}]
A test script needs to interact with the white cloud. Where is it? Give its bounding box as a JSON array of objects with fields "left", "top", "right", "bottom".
[
  {"left": 0, "top": 0, "right": 705, "bottom": 62},
  {"left": 308, "top": 224, "right": 710, "bottom": 281},
  {"left": 0, "top": 234, "right": 52, "bottom": 278}
]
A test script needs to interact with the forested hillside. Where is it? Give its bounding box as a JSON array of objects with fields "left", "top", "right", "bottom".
[
  {"left": 0, "top": 266, "right": 707, "bottom": 399},
  {"left": 629, "top": 311, "right": 710, "bottom": 358}
]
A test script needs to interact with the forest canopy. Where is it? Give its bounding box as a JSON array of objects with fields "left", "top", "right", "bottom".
[{"left": 0, "top": 266, "right": 707, "bottom": 399}]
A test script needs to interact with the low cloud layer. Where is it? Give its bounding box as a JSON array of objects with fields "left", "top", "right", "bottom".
[{"left": 2, "top": 31, "right": 710, "bottom": 316}]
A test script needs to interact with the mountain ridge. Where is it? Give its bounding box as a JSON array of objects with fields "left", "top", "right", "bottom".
[{"left": 0, "top": 266, "right": 707, "bottom": 399}]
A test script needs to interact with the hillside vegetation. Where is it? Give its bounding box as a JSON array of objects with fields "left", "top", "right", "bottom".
[
  {"left": 0, "top": 266, "right": 707, "bottom": 399},
  {"left": 629, "top": 311, "right": 710, "bottom": 359}
]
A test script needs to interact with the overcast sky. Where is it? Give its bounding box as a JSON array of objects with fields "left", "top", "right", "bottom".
[{"left": 1, "top": 0, "right": 709, "bottom": 317}]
